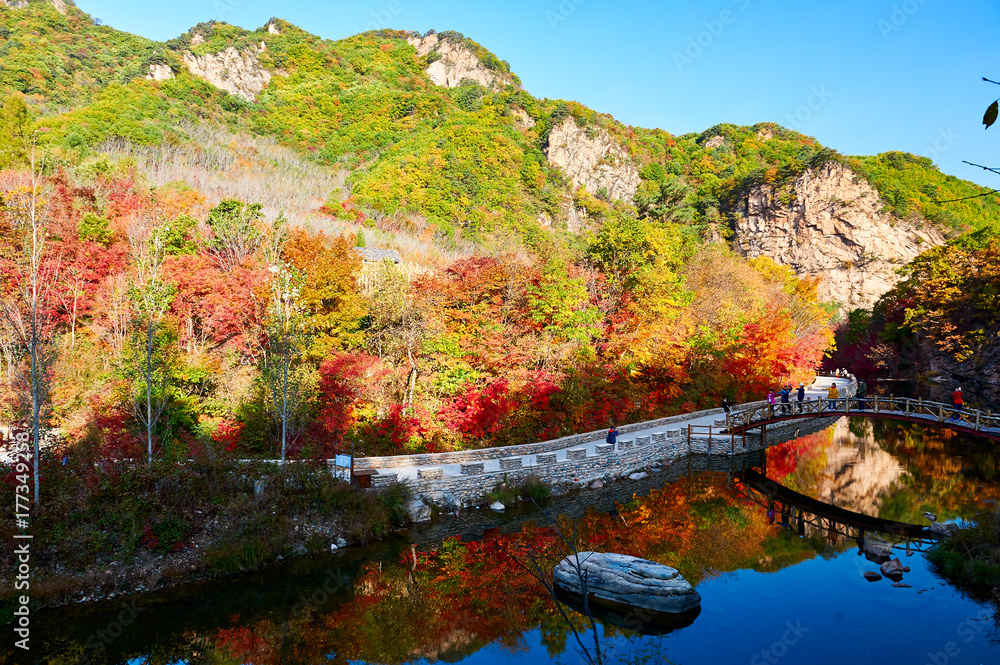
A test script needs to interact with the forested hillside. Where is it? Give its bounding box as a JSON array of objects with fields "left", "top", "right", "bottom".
[{"left": 1, "top": 0, "right": 998, "bottom": 461}]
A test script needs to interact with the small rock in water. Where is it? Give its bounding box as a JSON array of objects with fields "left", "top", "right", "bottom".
[
  {"left": 930, "top": 521, "right": 960, "bottom": 537},
  {"left": 892, "top": 582, "right": 912, "bottom": 588},
  {"left": 629, "top": 472, "right": 649, "bottom": 481},
  {"left": 490, "top": 501, "right": 505, "bottom": 511},
  {"left": 590, "top": 480, "right": 604, "bottom": 490},
  {"left": 336, "top": 536, "right": 347, "bottom": 548},
  {"left": 881, "top": 558, "right": 905, "bottom": 580},
  {"left": 406, "top": 498, "right": 432, "bottom": 523},
  {"left": 924, "top": 511, "right": 937, "bottom": 522},
  {"left": 330, "top": 543, "right": 338, "bottom": 552},
  {"left": 863, "top": 571, "right": 882, "bottom": 582}
]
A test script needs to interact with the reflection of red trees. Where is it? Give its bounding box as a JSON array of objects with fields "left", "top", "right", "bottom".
[
  {"left": 201, "top": 480, "right": 788, "bottom": 663},
  {"left": 768, "top": 441, "right": 801, "bottom": 479}
]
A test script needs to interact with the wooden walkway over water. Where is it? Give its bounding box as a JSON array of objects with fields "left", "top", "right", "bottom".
[{"left": 725, "top": 395, "right": 1000, "bottom": 443}]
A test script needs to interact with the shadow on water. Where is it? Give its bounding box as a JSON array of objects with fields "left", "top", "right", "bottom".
[
  {"left": 10, "top": 418, "right": 1000, "bottom": 664},
  {"left": 13, "top": 453, "right": 756, "bottom": 664},
  {"left": 552, "top": 585, "right": 702, "bottom": 637}
]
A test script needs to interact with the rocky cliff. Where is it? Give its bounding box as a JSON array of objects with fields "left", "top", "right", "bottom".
[
  {"left": 545, "top": 117, "right": 640, "bottom": 203},
  {"left": 181, "top": 43, "right": 271, "bottom": 103},
  {"left": 407, "top": 33, "right": 510, "bottom": 91},
  {"left": 732, "top": 161, "right": 945, "bottom": 311}
]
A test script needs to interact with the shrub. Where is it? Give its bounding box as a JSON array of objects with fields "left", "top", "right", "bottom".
[{"left": 77, "top": 212, "right": 114, "bottom": 245}]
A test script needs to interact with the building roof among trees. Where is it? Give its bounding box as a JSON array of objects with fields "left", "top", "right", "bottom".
[{"left": 353, "top": 247, "right": 402, "bottom": 263}]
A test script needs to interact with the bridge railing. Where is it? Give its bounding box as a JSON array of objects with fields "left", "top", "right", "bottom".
[{"left": 729, "top": 395, "right": 1000, "bottom": 436}]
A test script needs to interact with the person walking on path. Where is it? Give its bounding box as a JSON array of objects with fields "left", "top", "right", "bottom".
[
  {"left": 606, "top": 426, "right": 619, "bottom": 444},
  {"left": 950, "top": 387, "right": 963, "bottom": 421},
  {"left": 768, "top": 389, "right": 776, "bottom": 416},
  {"left": 856, "top": 380, "right": 867, "bottom": 410},
  {"left": 796, "top": 383, "right": 805, "bottom": 413},
  {"left": 722, "top": 397, "right": 732, "bottom": 414},
  {"left": 827, "top": 384, "right": 839, "bottom": 410},
  {"left": 779, "top": 385, "right": 791, "bottom": 414}
]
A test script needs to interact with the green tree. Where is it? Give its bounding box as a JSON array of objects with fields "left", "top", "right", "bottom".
[
  {"left": 527, "top": 257, "right": 599, "bottom": 345},
  {"left": 261, "top": 262, "right": 312, "bottom": 463},
  {"left": 204, "top": 199, "right": 266, "bottom": 271},
  {"left": 0, "top": 94, "right": 31, "bottom": 168},
  {"left": 127, "top": 224, "right": 176, "bottom": 464}
]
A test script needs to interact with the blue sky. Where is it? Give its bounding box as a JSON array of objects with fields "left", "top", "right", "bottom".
[{"left": 77, "top": 0, "right": 1000, "bottom": 186}]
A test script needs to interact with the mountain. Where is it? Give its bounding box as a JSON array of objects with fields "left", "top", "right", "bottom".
[
  {"left": 3, "top": 0, "right": 1000, "bottom": 447},
  {"left": 4, "top": 1, "right": 999, "bottom": 311}
]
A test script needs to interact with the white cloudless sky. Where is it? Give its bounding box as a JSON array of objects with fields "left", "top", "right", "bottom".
[{"left": 77, "top": 0, "right": 1000, "bottom": 187}]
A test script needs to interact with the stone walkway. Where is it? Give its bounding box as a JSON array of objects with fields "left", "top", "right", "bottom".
[{"left": 375, "top": 376, "right": 855, "bottom": 483}]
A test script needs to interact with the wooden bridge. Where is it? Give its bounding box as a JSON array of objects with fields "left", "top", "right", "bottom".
[
  {"left": 724, "top": 395, "right": 1000, "bottom": 443},
  {"left": 734, "top": 468, "right": 942, "bottom": 552}
]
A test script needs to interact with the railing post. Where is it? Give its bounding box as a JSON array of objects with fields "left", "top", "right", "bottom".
[
  {"left": 874, "top": 396, "right": 879, "bottom": 415},
  {"left": 976, "top": 411, "right": 981, "bottom": 431},
  {"left": 905, "top": 398, "right": 910, "bottom": 419},
  {"left": 938, "top": 404, "right": 944, "bottom": 423}
]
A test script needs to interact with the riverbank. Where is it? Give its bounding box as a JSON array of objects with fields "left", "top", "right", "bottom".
[
  {"left": 928, "top": 505, "right": 1000, "bottom": 602},
  {"left": 0, "top": 449, "right": 410, "bottom": 617}
]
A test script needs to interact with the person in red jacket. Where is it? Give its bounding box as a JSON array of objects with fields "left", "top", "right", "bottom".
[{"left": 950, "top": 387, "right": 963, "bottom": 421}]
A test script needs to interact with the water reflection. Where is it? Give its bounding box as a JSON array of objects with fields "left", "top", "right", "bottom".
[{"left": 11, "top": 419, "right": 1000, "bottom": 665}]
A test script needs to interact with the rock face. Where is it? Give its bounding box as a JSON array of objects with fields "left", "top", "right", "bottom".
[
  {"left": 182, "top": 44, "right": 271, "bottom": 103},
  {"left": 545, "top": 118, "right": 640, "bottom": 203},
  {"left": 407, "top": 33, "right": 506, "bottom": 91},
  {"left": 553, "top": 552, "right": 701, "bottom": 614},
  {"left": 732, "top": 161, "right": 945, "bottom": 311},
  {"left": 145, "top": 63, "right": 175, "bottom": 81}
]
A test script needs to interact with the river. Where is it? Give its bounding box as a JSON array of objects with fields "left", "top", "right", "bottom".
[{"left": 7, "top": 417, "right": 1000, "bottom": 664}]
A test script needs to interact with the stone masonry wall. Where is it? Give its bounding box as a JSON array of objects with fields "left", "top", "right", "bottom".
[
  {"left": 371, "top": 411, "right": 844, "bottom": 507},
  {"left": 354, "top": 404, "right": 763, "bottom": 471}
]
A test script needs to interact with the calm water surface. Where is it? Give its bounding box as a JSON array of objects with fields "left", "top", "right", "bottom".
[{"left": 9, "top": 417, "right": 1000, "bottom": 665}]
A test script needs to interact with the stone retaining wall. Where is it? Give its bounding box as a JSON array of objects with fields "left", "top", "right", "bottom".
[
  {"left": 362, "top": 381, "right": 853, "bottom": 506},
  {"left": 354, "top": 402, "right": 766, "bottom": 471},
  {"left": 373, "top": 411, "right": 847, "bottom": 506},
  {"left": 372, "top": 432, "right": 693, "bottom": 505}
]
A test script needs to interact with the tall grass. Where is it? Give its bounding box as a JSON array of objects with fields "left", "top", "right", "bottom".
[
  {"left": 90, "top": 122, "right": 490, "bottom": 267},
  {"left": 928, "top": 507, "right": 1000, "bottom": 592}
]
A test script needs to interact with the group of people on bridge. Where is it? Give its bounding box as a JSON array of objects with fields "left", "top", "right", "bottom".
[{"left": 766, "top": 383, "right": 807, "bottom": 414}]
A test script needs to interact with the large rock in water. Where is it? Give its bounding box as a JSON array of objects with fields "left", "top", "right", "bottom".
[{"left": 553, "top": 552, "right": 701, "bottom": 615}]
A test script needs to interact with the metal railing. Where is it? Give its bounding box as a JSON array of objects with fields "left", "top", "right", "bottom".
[{"left": 728, "top": 395, "right": 1000, "bottom": 438}]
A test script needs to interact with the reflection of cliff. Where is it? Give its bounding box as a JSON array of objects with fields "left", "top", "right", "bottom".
[
  {"left": 813, "top": 419, "right": 906, "bottom": 516},
  {"left": 768, "top": 419, "right": 907, "bottom": 519}
]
